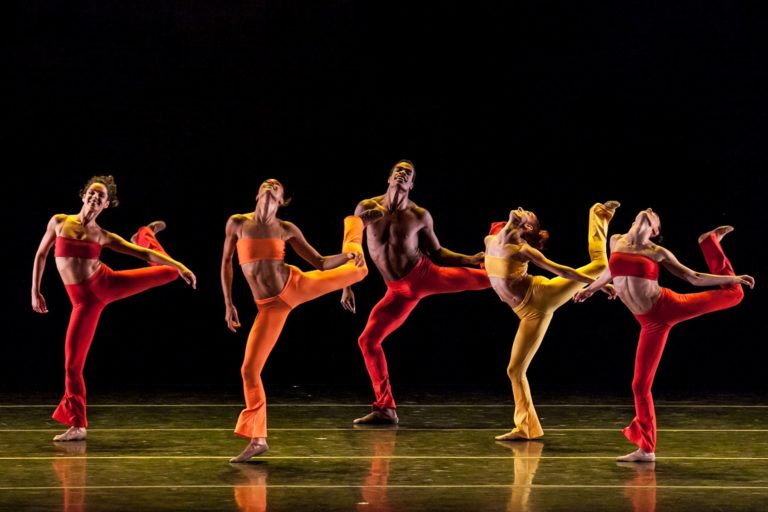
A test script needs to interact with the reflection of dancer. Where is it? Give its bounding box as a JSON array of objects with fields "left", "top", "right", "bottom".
[
  {"left": 32, "top": 176, "right": 197, "bottom": 442},
  {"left": 356, "top": 428, "right": 398, "bottom": 512},
  {"left": 617, "top": 462, "right": 657, "bottom": 512},
  {"left": 575, "top": 211, "right": 754, "bottom": 462},
  {"left": 52, "top": 441, "right": 87, "bottom": 512},
  {"left": 485, "top": 202, "right": 619, "bottom": 440},
  {"left": 222, "top": 179, "right": 369, "bottom": 462},
  {"left": 495, "top": 441, "right": 543, "bottom": 512},
  {"left": 345, "top": 160, "right": 490, "bottom": 425},
  {"left": 232, "top": 463, "right": 268, "bottom": 512}
]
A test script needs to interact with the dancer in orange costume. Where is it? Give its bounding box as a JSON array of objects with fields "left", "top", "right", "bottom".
[
  {"left": 575, "top": 210, "right": 754, "bottom": 462},
  {"left": 32, "top": 175, "right": 196, "bottom": 442},
  {"left": 222, "top": 178, "right": 369, "bottom": 462}
]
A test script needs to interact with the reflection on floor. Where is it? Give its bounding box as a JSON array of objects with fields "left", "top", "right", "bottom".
[{"left": 0, "top": 390, "right": 765, "bottom": 511}]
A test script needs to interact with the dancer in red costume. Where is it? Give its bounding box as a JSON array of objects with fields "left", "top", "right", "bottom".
[
  {"left": 574, "top": 209, "right": 754, "bottom": 462},
  {"left": 343, "top": 160, "right": 490, "bottom": 425},
  {"left": 222, "top": 179, "right": 369, "bottom": 462},
  {"left": 32, "top": 176, "right": 196, "bottom": 442}
]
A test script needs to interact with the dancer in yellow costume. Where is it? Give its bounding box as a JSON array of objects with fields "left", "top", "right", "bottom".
[{"left": 484, "top": 201, "right": 619, "bottom": 440}]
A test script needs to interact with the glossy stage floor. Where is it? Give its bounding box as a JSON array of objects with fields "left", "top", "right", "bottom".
[{"left": 0, "top": 390, "right": 766, "bottom": 511}]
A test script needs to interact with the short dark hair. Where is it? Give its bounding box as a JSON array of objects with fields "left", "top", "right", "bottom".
[
  {"left": 389, "top": 159, "right": 416, "bottom": 176},
  {"left": 80, "top": 175, "right": 119, "bottom": 207}
]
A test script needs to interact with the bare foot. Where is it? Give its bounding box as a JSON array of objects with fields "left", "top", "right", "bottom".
[
  {"left": 616, "top": 448, "right": 656, "bottom": 462},
  {"left": 147, "top": 220, "right": 167, "bottom": 234},
  {"left": 53, "top": 426, "right": 87, "bottom": 442},
  {"left": 353, "top": 408, "right": 399, "bottom": 425},
  {"left": 698, "top": 225, "right": 734, "bottom": 244},
  {"left": 594, "top": 201, "right": 620, "bottom": 219},
  {"left": 230, "top": 440, "right": 269, "bottom": 463},
  {"left": 494, "top": 428, "right": 539, "bottom": 441},
  {"left": 130, "top": 220, "right": 167, "bottom": 243}
]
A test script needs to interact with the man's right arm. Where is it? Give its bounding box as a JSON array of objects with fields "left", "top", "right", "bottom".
[{"left": 418, "top": 209, "right": 484, "bottom": 266}]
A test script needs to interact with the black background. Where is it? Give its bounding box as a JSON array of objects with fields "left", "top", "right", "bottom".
[{"left": 8, "top": 2, "right": 767, "bottom": 397}]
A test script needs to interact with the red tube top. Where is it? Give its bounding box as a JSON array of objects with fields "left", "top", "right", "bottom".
[
  {"left": 54, "top": 236, "right": 102, "bottom": 259},
  {"left": 609, "top": 252, "right": 659, "bottom": 280}
]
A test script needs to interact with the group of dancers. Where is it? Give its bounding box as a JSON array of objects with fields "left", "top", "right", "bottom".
[{"left": 32, "top": 161, "right": 755, "bottom": 463}]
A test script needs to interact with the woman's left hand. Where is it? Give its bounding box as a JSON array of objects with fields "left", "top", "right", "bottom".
[{"left": 179, "top": 268, "right": 197, "bottom": 289}]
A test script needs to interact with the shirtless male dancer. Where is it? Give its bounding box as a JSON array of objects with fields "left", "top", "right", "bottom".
[{"left": 342, "top": 160, "right": 491, "bottom": 424}]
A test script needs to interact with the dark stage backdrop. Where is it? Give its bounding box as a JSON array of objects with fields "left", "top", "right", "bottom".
[{"left": 7, "top": 2, "right": 767, "bottom": 396}]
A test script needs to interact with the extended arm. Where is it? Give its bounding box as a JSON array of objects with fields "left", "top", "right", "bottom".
[
  {"left": 419, "top": 210, "right": 483, "bottom": 266},
  {"left": 522, "top": 245, "right": 594, "bottom": 284},
  {"left": 103, "top": 232, "right": 197, "bottom": 288},
  {"left": 31, "top": 214, "right": 63, "bottom": 313},
  {"left": 658, "top": 247, "right": 754, "bottom": 288},
  {"left": 286, "top": 222, "right": 362, "bottom": 270}
]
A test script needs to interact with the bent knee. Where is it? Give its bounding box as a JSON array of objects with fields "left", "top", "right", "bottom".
[
  {"left": 728, "top": 285, "right": 745, "bottom": 305},
  {"left": 507, "top": 366, "right": 526, "bottom": 382},
  {"left": 358, "top": 334, "right": 380, "bottom": 352}
]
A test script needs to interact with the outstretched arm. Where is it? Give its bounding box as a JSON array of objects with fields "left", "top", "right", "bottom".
[
  {"left": 658, "top": 247, "right": 755, "bottom": 288},
  {"left": 285, "top": 222, "right": 362, "bottom": 270},
  {"left": 31, "top": 214, "right": 64, "bottom": 313},
  {"left": 221, "top": 216, "right": 241, "bottom": 332},
  {"left": 103, "top": 231, "right": 197, "bottom": 288},
  {"left": 521, "top": 245, "right": 594, "bottom": 283},
  {"left": 419, "top": 210, "right": 484, "bottom": 266}
]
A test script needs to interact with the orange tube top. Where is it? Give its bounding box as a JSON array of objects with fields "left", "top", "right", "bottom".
[
  {"left": 237, "top": 238, "right": 286, "bottom": 265},
  {"left": 54, "top": 236, "right": 102, "bottom": 259}
]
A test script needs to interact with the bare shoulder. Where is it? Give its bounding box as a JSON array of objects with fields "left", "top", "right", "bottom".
[
  {"left": 409, "top": 202, "right": 429, "bottom": 218},
  {"left": 360, "top": 196, "right": 384, "bottom": 208},
  {"left": 653, "top": 244, "right": 674, "bottom": 261},
  {"left": 228, "top": 213, "right": 251, "bottom": 224},
  {"left": 48, "top": 213, "right": 68, "bottom": 230},
  {"left": 278, "top": 219, "right": 298, "bottom": 231}
]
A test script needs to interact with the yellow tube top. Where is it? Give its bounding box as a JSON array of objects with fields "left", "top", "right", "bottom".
[{"left": 484, "top": 250, "right": 528, "bottom": 279}]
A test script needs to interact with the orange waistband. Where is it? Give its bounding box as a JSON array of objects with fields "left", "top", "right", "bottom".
[{"left": 237, "top": 238, "right": 286, "bottom": 265}]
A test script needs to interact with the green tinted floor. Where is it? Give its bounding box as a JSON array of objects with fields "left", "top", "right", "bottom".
[{"left": 1, "top": 392, "right": 766, "bottom": 511}]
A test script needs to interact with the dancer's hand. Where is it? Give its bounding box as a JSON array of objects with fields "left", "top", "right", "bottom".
[
  {"left": 341, "top": 287, "right": 356, "bottom": 313},
  {"left": 358, "top": 204, "right": 387, "bottom": 226},
  {"left": 467, "top": 252, "right": 485, "bottom": 266},
  {"left": 225, "top": 304, "right": 241, "bottom": 332},
  {"left": 179, "top": 267, "right": 197, "bottom": 289},
  {"left": 32, "top": 291, "right": 48, "bottom": 313},
  {"left": 347, "top": 251, "right": 365, "bottom": 268},
  {"left": 600, "top": 284, "right": 619, "bottom": 299},
  {"left": 736, "top": 274, "right": 755, "bottom": 289},
  {"left": 573, "top": 287, "right": 594, "bottom": 303}
]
